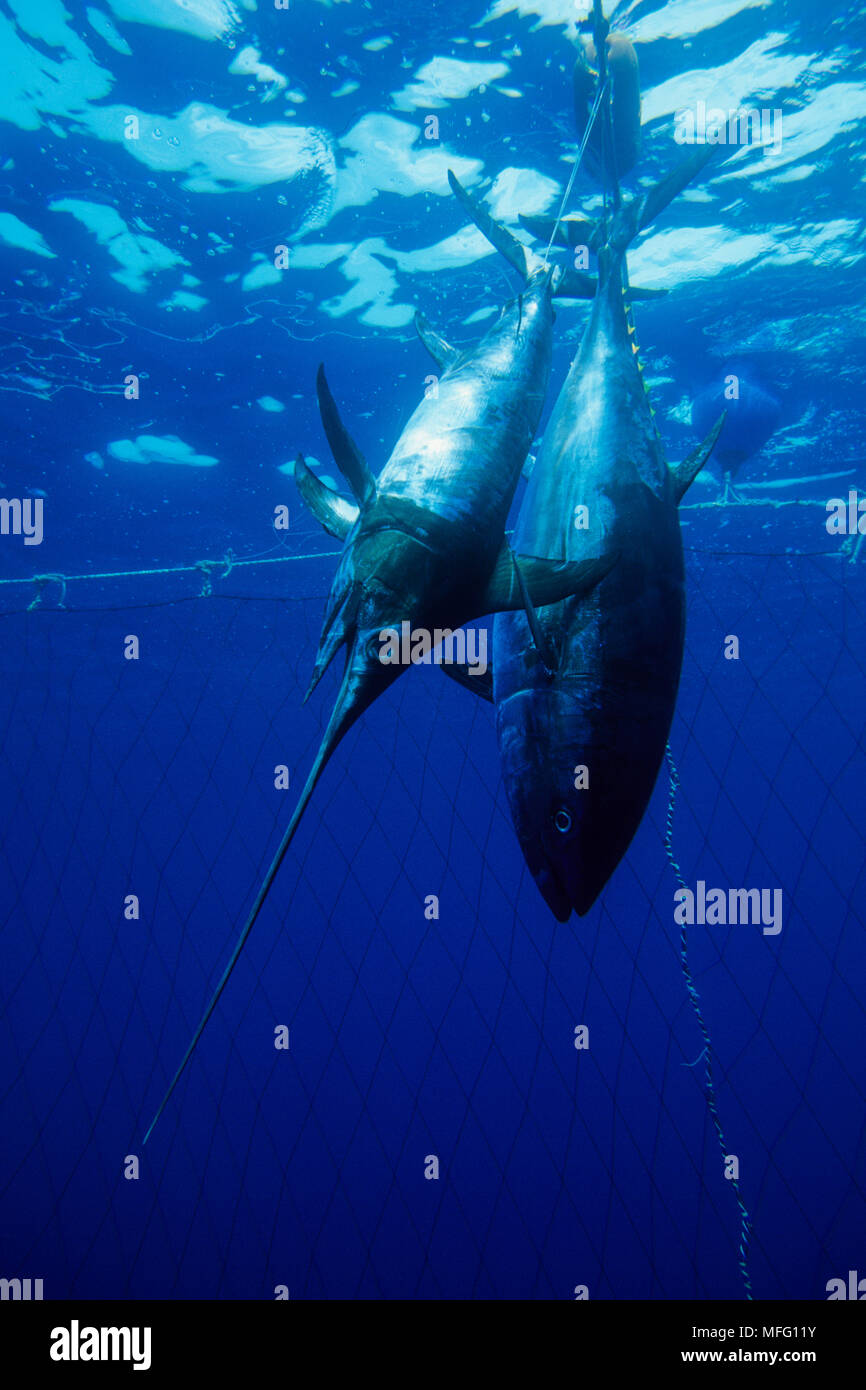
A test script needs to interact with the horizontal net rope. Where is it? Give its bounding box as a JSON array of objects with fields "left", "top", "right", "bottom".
[
  {"left": 0, "top": 549, "right": 344, "bottom": 588},
  {"left": 0, "top": 545, "right": 863, "bottom": 1299},
  {"left": 0, "top": 495, "right": 859, "bottom": 616}
]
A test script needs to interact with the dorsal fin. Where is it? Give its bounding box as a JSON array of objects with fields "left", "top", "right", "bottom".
[
  {"left": 447, "top": 169, "right": 530, "bottom": 284},
  {"left": 294, "top": 453, "right": 360, "bottom": 540},
  {"left": 316, "top": 364, "right": 376, "bottom": 507},
  {"left": 670, "top": 411, "right": 726, "bottom": 502},
  {"left": 142, "top": 612, "right": 372, "bottom": 1146},
  {"left": 414, "top": 311, "right": 460, "bottom": 371}
]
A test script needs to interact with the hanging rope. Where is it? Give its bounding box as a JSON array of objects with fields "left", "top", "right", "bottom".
[
  {"left": 664, "top": 741, "right": 754, "bottom": 1299},
  {"left": 544, "top": 76, "right": 609, "bottom": 267}
]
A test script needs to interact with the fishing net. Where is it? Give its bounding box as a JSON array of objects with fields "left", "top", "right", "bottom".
[{"left": 1, "top": 502, "right": 864, "bottom": 1300}]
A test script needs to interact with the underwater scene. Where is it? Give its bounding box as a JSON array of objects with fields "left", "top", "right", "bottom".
[{"left": 1, "top": 0, "right": 865, "bottom": 1306}]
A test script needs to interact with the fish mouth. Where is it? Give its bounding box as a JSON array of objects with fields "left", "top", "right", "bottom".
[
  {"left": 514, "top": 815, "right": 582, "bottom": 922},
  {"left": 526, "top": 840, "right": 603, "bottom": 921}
]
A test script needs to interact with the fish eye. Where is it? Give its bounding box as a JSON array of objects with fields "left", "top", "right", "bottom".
[{"left": 553, "top": 808, "right": 572, "bottom": 834}]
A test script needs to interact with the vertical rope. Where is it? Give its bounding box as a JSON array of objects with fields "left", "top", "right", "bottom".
[{"left": 664, "top": 742, "right": 754, "bottom": 1299}]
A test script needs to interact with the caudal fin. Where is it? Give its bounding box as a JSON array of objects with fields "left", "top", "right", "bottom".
[
  {"left": 552, "top": 267, "right": 667, "bottom": 301},
  {"left": 611, "top": 144, "right": 719, "bottom": 253},
  {"left": 447, "top": 169, "right": 531, "bottom": 284}
]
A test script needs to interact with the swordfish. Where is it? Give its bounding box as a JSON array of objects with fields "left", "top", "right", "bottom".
[
  {"left": 492, "top": 147, "right": 725, "bottom": 920},
  {"left": 142, "top": 175, "right": 610, "bottom": 1142}
]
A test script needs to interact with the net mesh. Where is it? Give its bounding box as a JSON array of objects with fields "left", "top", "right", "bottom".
[{"left": 1, "top": 518, "right": 864, "bottom": 1301}]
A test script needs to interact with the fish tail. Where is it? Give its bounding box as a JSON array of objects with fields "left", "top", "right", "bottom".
[
  {"left": 447, "top": 169, "right": 531, "bottom": 284},
  {"left": 611, "top": 144, "right": 719, "bottom": 254}
]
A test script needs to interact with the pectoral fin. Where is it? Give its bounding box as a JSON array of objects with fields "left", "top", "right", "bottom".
[
  {"left": 553, "top": 269, "right": 668, "bottom": 302},
  {"left": 510, "top": 550, "right": 556, "bottom": 673},
  {"left": 415, "top": 311, "right": 460, "bottom": 371},
  {"left": 476, "top": 543, "right": 615, "bottom": 615},
  {"left": 294, "top": 453, "right": 360, "bottom": 540},
  {"left": 670, "top": 412, "right": 726, "bottom": 502},
  {"left": 441, "top": 662, "right": 494, "bottom": 703},
  {"left": 316, "top": 364, "right": 376, "bottom": 507}
]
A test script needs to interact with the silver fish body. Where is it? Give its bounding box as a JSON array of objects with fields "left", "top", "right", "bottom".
[{"left": 350, "top": 272, "right": 553, "bottom": 606}]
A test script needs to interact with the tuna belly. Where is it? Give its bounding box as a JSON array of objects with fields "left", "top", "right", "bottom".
[{"left": 496, "top": 675, "right": 676, "bottom": 919}]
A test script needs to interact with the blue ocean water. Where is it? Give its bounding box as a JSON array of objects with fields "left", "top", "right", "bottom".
[{"left": 1, "top": 0, "right": 864, "bottom": 1301}]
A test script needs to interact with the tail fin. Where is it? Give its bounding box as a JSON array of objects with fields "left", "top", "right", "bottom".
[
  {"left": 447, "top": 169, "right": 531, "bottom": 284},
  {"left": 610, "top": 144, "right": 719, "bottom": 253},
  {"left": 521, "top": 147, "right": 718, "bottom": 268},
  {"left": 143, "top": 669, "right": 361, "bottom": 1145}
]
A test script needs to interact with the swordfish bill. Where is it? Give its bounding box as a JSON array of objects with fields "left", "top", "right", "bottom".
[{"left": 142, "top": 173, "right": 611, "bottom": 1143}]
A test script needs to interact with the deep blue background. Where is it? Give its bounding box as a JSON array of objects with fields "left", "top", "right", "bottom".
[{"left": 1, "top": 0, "right": 864, "bottom": 1300}]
